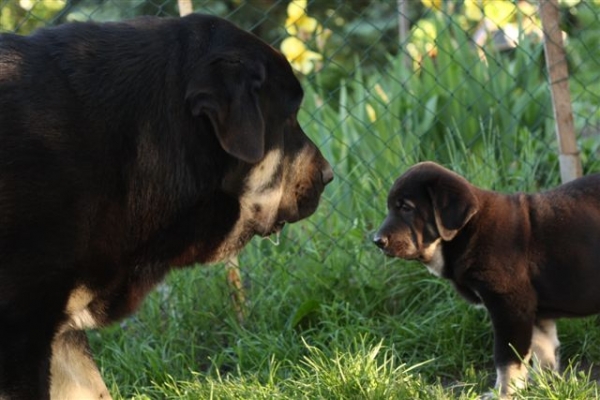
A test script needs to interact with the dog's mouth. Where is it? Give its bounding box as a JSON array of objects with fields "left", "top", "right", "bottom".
[
  {"left": 416, "top": 254, "right": 431, "bottom": 263},
  {"left": 395, "top": 254, "right": 421, "bottom": 262},
  {"left": 379, "top": 247, "right": 421, "bottom": 261},
  {"left": 380, "top": 249, "right": 396, "bottom": 258},
  {"left": 259, "top": 220, "right": 286, "bottom": 237}
]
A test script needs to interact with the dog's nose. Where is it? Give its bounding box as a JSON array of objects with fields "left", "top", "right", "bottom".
[
  {"left": 373, "top": 234, "right": 388, "bottom": 249},
  {"left": 321, "top": 164, "right": 334, "bottom": 185}
]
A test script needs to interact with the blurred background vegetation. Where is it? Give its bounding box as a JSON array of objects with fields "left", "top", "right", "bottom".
[
  {"left": 5, "top": 0, "right": 597, "bottom": 179},
  {"left": 2, "top": 1, "right": 600, "bottom": 398}
]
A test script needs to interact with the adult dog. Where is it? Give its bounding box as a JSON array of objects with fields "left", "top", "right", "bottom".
[
  {"left": 0, "top": 14, "right": 333, "bottom": 400},
  {"left": 373, "top": 161, "right": 600, "bottom": 398}
]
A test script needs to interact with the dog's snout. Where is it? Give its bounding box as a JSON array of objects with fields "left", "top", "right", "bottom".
[
  {"left": 373, "top": 234, "right": 388, "bottom": 249},
  {"left": 321, "top": 163, "right": 334, "bottom": 185}
]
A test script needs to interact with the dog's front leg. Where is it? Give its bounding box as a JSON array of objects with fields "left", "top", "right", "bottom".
[
  {"left": 0, "top": 323, "right": 55, "bottom": 400},
  {"left": 50, "top": 330, "right": 111, "bottom": 400},
  {"left": 483, "top": 290, "right": 537, "bottom": 399}
]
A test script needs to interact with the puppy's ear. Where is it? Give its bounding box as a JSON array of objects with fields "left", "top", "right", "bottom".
[
  {"left": 186, "top": 56, "right": 266, "bottom": 163},
  {"left": 428, "top": 176, "right": 478, "bottom": 241}
]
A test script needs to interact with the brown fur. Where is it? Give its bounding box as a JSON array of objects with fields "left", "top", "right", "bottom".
[{"left": 374, "top": 161, "right": 600, "bottom": 397}]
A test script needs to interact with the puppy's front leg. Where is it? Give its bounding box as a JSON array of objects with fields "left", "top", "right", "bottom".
[
  {"left": 483, "top": 290, "right": 537, "bottom": 398},
  {"left": 50, "top": 330, "right": 111, "bottom": 400}
]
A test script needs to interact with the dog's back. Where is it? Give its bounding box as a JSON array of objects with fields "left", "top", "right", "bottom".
[{"left": 528, "top": 173, "right": 600, "bottom": 317}]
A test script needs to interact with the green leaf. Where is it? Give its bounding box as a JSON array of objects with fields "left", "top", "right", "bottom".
[{"left": 288, "top": 299, "right": 321, "bottom": 329}]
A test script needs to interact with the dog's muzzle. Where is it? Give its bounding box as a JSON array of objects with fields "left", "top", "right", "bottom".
[{"left": 373, "top": 234, "right": 388, "bottom": 250}]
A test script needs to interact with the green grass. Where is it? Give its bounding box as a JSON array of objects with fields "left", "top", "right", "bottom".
[
  {"left": 89, "top": 126, "right": 600, "bottom": 399},
  {"left": 89, "top": 21, "right": 600, "bottom": 399},
  {"left": 90, "top": 253, "right": 600, "bottom": 399}
]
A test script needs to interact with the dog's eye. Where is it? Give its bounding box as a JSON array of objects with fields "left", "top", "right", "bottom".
[
  {"left": 396, "top": 200, "right": 414, "bottom": 213},
  {"left": 401, "top": 204, "right": 413, "bottom": 213}
]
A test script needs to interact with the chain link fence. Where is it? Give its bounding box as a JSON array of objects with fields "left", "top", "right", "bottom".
[{"left": 2, "top": 0, "right": 600, "bottom": 323}]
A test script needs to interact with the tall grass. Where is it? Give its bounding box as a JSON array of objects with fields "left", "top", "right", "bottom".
[{"left": 90, "top": 14, "right": 600, "bottom": 399}]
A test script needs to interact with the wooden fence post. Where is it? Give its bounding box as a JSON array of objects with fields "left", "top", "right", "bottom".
[
  {"left": 397, "top": 0, "right": 412, "bottom": 70},
  {"left": 539, "top": 0, "right": 582, "bottom": 183},
  {"left": 177, "top": 0, "right": 193, "bottom": 17}
]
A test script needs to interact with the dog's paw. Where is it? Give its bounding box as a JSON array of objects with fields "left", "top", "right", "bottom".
[{"left": 479, "top": 389, "right": 514, "bottom": 400}]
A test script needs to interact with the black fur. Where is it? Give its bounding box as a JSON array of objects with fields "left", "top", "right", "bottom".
[{"left": 0, "top": 14, "right": 332, "bottom": 399}]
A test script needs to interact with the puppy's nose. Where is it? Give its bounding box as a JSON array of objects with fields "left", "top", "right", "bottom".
[
  {"left": 373, "top": 234, "right": 388, "bottom": 249},
  {"left": 321, "top": 164, "right": 334, "bottom": 185}
]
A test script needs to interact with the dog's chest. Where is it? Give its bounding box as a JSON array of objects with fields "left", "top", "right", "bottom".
[
  {"left": 60, "top": 277, "right": 157, "bottom": 332},
  {"left": 423, "top": 240, "right": 445, "bottom": 277},
  {"left": 60, "top": 286, "right": 99, "bottom": 332}
]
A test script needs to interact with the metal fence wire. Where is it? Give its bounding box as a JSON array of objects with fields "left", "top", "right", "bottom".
[{"left": 2, "top": 0, "right": 600, "bottom": 321}]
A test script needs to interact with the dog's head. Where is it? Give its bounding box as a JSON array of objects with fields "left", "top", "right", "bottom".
[
  {"left": 182, "top": 15, "right": 333, "bottom": 261},
  {"left": 373, "top": 162, "right": 478, "bottom": 262}
]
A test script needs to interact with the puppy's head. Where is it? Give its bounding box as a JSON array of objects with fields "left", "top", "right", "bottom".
[{"left": 373, "top": 162, "right": 479, "bottom": 262}]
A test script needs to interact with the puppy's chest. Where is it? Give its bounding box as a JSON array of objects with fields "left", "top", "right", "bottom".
[
  {"left": 423, "top": 247, "right": 485, "bottom": 306},
  {"left": 422, "top": 241, "right": 445, "bottom": 277}
]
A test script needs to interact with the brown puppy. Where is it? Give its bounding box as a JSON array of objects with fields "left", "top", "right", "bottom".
[
  {"left": 374, "top": 161, "right": 600, "bottom": 398},
  {"left": 0, "top": 14, "right": 332, "bottom": 400}
]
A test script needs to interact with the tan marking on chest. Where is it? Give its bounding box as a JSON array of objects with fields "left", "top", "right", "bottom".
[
  {"left": 422, "top": 239, "right": 444, "bottom": 277},
  {"left": 62, "top": 286, "right": 98, "bottom": 332}
]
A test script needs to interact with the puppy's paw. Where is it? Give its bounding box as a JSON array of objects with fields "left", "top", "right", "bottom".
[{"left": 479, "top": 390, "right": 509, "bottom": 400}]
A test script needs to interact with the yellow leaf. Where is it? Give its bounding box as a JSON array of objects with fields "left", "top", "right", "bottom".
[
  {"left": 421, "top": 0, "right": 443, "bottom": 11},
  {"left": 281, "top": 36, "right": 307, "bottom": 61},
  {"left": 464, "top": 0, "right": 485, "bottom": 21},
  {"left": 374, "top": 84, "right": 390, "bottom": 104},
  {"left": 285, "top": 17, "right": 299, "bottom": 36},
  {"left": 412, "top": 19, "right": 437, "bottom": 42},
  {"left": 366, "top": 104, "right": 377, "bottom": 122},
  {"left": 280, "top": 36, "right": 322, "bottom": 75},
  {"left": 43, "top": 0, "right": 66, "bottom": 11},
  {"left": 287, "top": 0, "right": 307, "bottom": 20},
  {"left": 19, "top": 0, "right": 34, "bottom": 10},
  {"left": 286, "top": 14, "right": 318, "bottom": 36},
  {"left": 484, "top": 0, "right": 517, "bottom": 28}
]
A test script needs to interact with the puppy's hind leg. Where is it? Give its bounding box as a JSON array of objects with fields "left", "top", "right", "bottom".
[
  {"left": 530, "top": 319, "right": 560, "bottom": 371},
  {"left": 50, "top": 330, "right": 111, "bottom": 400}
]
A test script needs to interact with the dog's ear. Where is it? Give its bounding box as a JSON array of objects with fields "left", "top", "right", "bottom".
[
  {"left": 186, "top": 56, "right": 266, "bottom": 163},
  {"left": 428, "top": 176, "right": 479, "bottom": 241}
]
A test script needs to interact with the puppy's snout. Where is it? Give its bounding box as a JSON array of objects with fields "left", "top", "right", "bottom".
[{"left": 373, "top": 234, "right": 388, "bottom": 249}]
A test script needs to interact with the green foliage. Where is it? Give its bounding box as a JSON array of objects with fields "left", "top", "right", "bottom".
[
  {"left": 86, "top": 9, "right": 600, "bottom": 392},
  {"left": 3, "top": 1, "right": 600, "bottom": 398},
  {"left": 307, "top": 10, "right": 558, "bottom": 188},
  {"left": 514, "top": 361, "right": 600, "bottom": 400},
  {"left": 0, "top": 0, "right": 66, "bottom": 33},
  {"left": 562, "top": 1, "right": 600, "bottom": 175}
]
